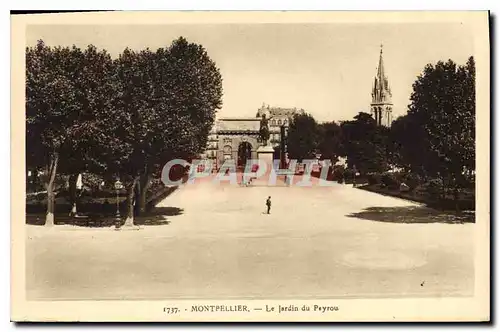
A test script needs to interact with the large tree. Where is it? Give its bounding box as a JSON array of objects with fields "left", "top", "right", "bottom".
[
  {"left": 26, "top": 42, "right": 84, "bottom": 226},
  {"left": 62, "top": 45, "right": 116, "bottom": 216},
  {"left": 317, "top": 121, "right": 342, "bottom": 165},
  {"left": 102, "top": 37, "right": 223, "bottom": 226},
  {"left": 407, "top": 57, "right": 475, "bottom": 204},
  {"left": 389, "top": 114, "right": 429, "bottom": 174},
  {"left": 27, "top": 41, "right": 116, "bottom": 225},
  {"left": 340, "top": 112, "right": 389, "bottom": 175},
  {"left": 286, "top": 113, "right": 320, "bottom": 162},
  {"left": 135, "top": 38, "right": 222, "bottom": 213}
]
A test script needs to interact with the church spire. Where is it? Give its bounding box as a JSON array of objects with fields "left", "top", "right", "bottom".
[
  {"left": 370, "top": 45, "right": 393, "bottom": 127},
  {"left": 377, "top": 44, "right": 386, "bottom": 91},
  {"left": 372, "top": 44, "right": 391, "bottom": 105}
]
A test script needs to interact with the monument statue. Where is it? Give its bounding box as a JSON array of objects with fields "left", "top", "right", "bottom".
[{"left": 259, "top": 114, "right": 270, "bottom": 146}]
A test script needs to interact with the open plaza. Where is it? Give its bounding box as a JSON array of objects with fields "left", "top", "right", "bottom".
[{"left": 26, "top": 176, "right": 474, "bottom": 300}]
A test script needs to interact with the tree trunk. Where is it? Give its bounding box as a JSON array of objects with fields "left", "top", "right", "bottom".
[
  {"left": 133, "top": 181, "right": 140, "bottom": 217},
  {"left": 123, "top": 177, "right": 139, "bottom": 227},
  {"left": 68, "top": 173, "right": 78, "bottom": 217},
  {"left": 45, "top": 153, "right": 59, "bottom": 227},
  {"left": 138, "top": 172, "right": 152, "bottom": 215}
]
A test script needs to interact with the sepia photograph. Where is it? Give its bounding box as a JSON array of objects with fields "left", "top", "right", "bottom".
[{"left": 11, "top": 11, "right": 490, "bottom": 322}]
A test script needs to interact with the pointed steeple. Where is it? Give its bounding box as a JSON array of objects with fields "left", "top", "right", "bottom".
[
  {"left": 377, "top": 45, "right": 386, "bottom": 91},
  {"left": 370, "top": 45, "right": 393, "bottom": 127},
  {"left": 371, "top": 44, "right": 392, "bottom": 105}
]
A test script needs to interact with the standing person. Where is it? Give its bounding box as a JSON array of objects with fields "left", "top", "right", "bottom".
[{"left": 266, "top": 196, "right": 271, "bottom": 214}]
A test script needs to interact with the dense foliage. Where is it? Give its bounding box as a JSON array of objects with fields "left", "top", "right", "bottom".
[
  {"left": 26, "top": 38, "right": 223, "bottom": 226},
  {"left": 286, "top": 113, "right": 320, "bottom": 161}
]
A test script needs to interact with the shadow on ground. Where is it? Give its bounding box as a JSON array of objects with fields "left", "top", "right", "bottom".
[
  {"left": 134, "top": 207, "right": 184, "bottom": 226},
  {"left": 26, "top": 206, "right": 184, "bottom": 227},
  {"left": 26, "top": 185, "right": 183, "bottom": 228},
  {"left": 346, "top": 206, "right": 475, "bottom": 224}
]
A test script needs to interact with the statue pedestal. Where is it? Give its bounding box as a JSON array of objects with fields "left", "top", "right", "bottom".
[
  {"left": 253, "top": 145, "right": 275, "bottom": 185},
  {"left": 257, "top": 145, "right": 274, "bottom": 162}
]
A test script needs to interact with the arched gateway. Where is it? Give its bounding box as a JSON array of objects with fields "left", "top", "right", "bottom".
[
  {"left": 201, "top": 105, "right": 306, "bottom": 170},
  {"left": 237, "top": 141, "right": 253, "bottom": 168}
]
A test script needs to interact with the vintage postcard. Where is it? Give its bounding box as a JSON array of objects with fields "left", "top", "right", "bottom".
[{"left": 11, "top": 11, "right": 490, "bottom": 322}]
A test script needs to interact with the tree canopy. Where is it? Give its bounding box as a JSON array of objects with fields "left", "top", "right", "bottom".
[
  {"left": 317, "top": 121, "right": 342, "bottom": 164},
  {"left": 394, "top": 57, "right": 475, "bottom": 188},
  {"left": 286, "top": 113, "right": 320, "bottom": 161},
  {"left": 340, "top": 112, "right": 389, "bottom": 174},
  {"left": 26, "top": 37, "right": 223, "bottom": 226}
]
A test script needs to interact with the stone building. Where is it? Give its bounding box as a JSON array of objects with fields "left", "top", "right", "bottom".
[
  {"left": 370, "top": 46, "right": 393, "bottom": 127},
  {"left": 201, "top": 104, "right": 305, "bottom": 169}
]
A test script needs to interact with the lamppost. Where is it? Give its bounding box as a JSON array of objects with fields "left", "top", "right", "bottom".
[{"left": 114, "top": 179, "right": 123, "bottom": 227}]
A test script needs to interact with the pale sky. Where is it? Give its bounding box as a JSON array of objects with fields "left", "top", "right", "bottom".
[{"left": 27, "top": 23, "right": 474, "bottom": 122}]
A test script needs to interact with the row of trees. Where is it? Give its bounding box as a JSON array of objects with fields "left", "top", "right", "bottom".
[
  {"left": 286, "top": 57, "right": 475, "bottom": 202},
  {"left": 286, "top": 110, "right": 389, "bottom": 174},
  {"left": 26, "top": 38, "right": 223, "bottom": 226}
]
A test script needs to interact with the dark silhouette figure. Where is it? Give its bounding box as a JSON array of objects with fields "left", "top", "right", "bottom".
[
  {"left": 259, "top": 114, "right": 270, "bottom": 146},
  {"left": 266, "top": 196, "right": 271, "bottom": 214}
]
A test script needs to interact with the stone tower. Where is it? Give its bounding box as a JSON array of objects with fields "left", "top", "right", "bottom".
[{"left": 371, "top": 45, "right": 393, "bottom": 127}]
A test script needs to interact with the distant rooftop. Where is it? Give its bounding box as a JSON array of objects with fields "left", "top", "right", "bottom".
[
  {"left": 216, "top": 118, "right": 260, "bottom": 132},
  {"left": 210, "top": 104, "right": 305, "bottom": 133},
  {"left": 256, "top": 103, "right": 305, "bottom": 118}
]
